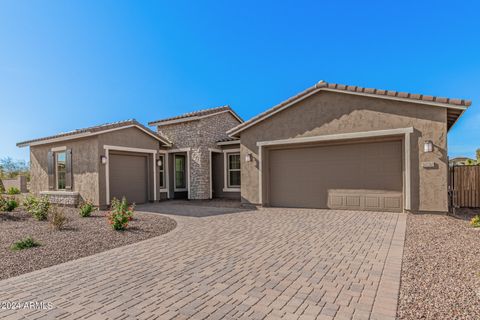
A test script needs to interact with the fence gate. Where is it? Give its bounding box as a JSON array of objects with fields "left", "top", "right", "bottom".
[{"left": 449, "top": 165, "right": 480, "bottom": 208}]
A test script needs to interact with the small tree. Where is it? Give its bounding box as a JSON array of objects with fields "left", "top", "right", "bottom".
[
  {"left": 476, "top": 149, "right": 480, "bottom": 164},
  {"left": 466, "top": 159, "right": 476, "bottom": 166},
  {"left": 0, "top": 157, "right": 29, "bottom": 180}
]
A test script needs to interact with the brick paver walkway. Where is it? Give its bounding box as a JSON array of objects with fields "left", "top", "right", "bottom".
[{"left": 0, "top": 203, "right": 406, "bottom": 320}]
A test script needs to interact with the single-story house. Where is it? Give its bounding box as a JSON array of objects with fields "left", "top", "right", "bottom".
[{"left": 17, "top": 81, "right": 471, "bottom": 213}]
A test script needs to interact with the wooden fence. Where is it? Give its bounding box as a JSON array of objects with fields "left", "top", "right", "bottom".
[{"left": 449, "top": 165, "right": 480, "bottom": 208}]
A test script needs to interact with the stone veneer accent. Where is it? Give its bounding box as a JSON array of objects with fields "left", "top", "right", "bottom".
[
  {"left": 157, "top": 111, "right": 240, "bottom": 199},
  {"left": 40, "top": 191, "right": 80, "bottom": 207}
]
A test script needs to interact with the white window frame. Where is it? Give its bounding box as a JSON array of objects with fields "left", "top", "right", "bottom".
[{"left": 223, "top": 149, "right": 241, "bottom": 192}]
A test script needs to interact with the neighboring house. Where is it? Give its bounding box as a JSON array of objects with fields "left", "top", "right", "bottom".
[
  {"left": 17, "top": 81, "right": 471, "bottom": 213},
  {"left": 449, "top": 157, "right": 475, "bottom": 166}
]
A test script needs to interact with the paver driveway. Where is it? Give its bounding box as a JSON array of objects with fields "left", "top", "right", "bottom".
[{"left": 0, "top": 202, "right": 405, "bottom": 320}]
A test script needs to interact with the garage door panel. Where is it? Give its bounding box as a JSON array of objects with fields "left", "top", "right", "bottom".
[
  {"left": 109, "top": 153, "right": 148, "bottom": 204},
  {"left": 268, "top": 140, "right": 403, "bottom": 211}
]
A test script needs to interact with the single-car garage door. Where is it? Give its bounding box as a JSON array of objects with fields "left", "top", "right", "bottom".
[
  {"left": 268, "top": 140, "right": 403, "bottom": 212},
  {"left": 109, "top": 153, "right": 148, "bottom": 204}
]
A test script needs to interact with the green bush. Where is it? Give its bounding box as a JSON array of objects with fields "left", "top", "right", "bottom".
[
  {"left": 107, "top": 197, "right": 134, "bottom": 231},
  {"left": 10, "top": 237, "right": 41, "bottom": 251},
  {"left": 49, "top": 206, "right": 67, "bottom": 230},
  {"left": 471, "top": 215, "right": 480, "bottom": 228},
  {"left": 6, "top": 187, "right": 21, "bottom": 195},
  {"left": 0, "top": 196, "right": 18, "bottom": 212},
  {"left": 23, "top": 195, "right": 37, "bottom": 211},
  {"left": 24, "top": 196, "right": 50, "bottom": 221},
  {"left": 79, "top": 201, "right": 95, "bottom": 217}
]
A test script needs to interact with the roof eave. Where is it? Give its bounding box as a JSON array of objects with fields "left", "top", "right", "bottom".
[
  {"left": 227, "top": 86, "right": 470, "bottom": 137},
  {"left": 149, "top": 109, "right": 244, "bottom": 127},
  {"left": 17, "top": 124, "right": 172, "bottom": 148}
]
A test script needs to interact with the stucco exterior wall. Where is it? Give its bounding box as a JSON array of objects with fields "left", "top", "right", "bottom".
[
  {"left": 157, "top": 111, "right": 241, "bottom": 199},
  {"left": 239, "top": 91, "right": 448, "bottom": 212},
  {"left": 30, "top": 137, "right": 99, "bottom": 205},
  {"left": 97, "top": 127, "right": 163, "bottom": 207}
]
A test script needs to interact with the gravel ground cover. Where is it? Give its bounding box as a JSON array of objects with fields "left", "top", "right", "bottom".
[
  {"left": 398, "top": 210, "right": 480, "bottom": 319},
  {"left": 0, "top": 207, "right": 176, "bottom": 280}
]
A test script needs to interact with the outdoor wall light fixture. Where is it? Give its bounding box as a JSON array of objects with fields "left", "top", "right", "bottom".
[
  {"left": 157, "top": 159, "right": 163, "bottom": 167},
  {"left": 245, "top": 153, "right": 252, "bottom": 162},
  {"left": 100, "top": 155, "right": 107, "bottom": 164},
  {"left": 424, "top": 140, "right": 434, "bottom": 153}
]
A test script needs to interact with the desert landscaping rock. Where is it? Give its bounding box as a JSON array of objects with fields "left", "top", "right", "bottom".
[
  {"left": 398, "top": 210, "right": 480, "bottom": 320},
  {"left": 0, "top": 207, "right": 176, "bottom": 280}
]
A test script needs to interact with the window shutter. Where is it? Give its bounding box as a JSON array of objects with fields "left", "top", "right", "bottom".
[
  {"left": 47, "top": 151, "right": 54, "bottom": 190},
  {"left": 65, "top": 149, "right": 73, "bottom": 190}
]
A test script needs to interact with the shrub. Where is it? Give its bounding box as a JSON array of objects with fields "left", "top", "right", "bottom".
[
  {"left": 49, "top": 206, "right": 67, "bottom": 230},
  {"left": 107, "top": 197, "right": 134, "bottom": 231},
  {"left": 79, "top": 201, "right": 95, "bottom": 217},
  {"left": 6, "top": 187, "right": 21, "bottom": 195},
  {"left": 4, "top": 199, "right": 18, "bottom": 212},
  {"left": 0, "top": 184, "right": 4, "bottom": 194},
  {"left": 471, "top": 215, "right": 480, "bottom": 228},
  {"left": 23, "top": 195, "right": 37, "bottom": 211},
  {"left": 0, "top": 196, "right": 18, "bottom": 212},
  {"left": 25, "top": 196, "right": 50, "bottom": 221},
  {"left": 10, "top": 237, "right": 41, "bottom": 251}
]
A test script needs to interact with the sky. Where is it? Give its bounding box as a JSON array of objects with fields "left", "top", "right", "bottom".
[{"left": 0, "top": 0, "right": 479, "bottom": 162}]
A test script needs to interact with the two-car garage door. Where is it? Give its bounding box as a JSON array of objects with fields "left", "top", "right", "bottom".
[{"left": 268, "top": 140, "right": 403, "bottom": 212}]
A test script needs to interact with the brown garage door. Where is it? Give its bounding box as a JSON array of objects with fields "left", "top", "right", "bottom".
[
  {"left": 109, "top": 153, "right": 148, "bottom": 204},
  {"left": 268, "top": 140, "right": 403, "bottom": 212}
]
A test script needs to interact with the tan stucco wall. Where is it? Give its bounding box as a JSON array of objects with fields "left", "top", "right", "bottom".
[
  {"left": 239, "top": 91, "right": 448, "bottom": 212},
  {"left": 30, "top": 137, "right": 99, "bottom": 204},
  {"left": 29, "top": 127, "right": 165, "bottom": 208},
  {"left": 97, "top": 127, "right": 163, "bottom": 207}
]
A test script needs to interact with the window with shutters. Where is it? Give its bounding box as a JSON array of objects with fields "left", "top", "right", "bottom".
[{"left": 56, "top": 152, "right": 66, "bottom": 190}]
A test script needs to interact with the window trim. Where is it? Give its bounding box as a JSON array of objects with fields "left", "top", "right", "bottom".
[
  {"left": 223, "top": 149, "right": 241, "bottom": 192},
  {"left": 158, "top": 154, "right": 166, "bottom": 189},
  {"left": 55, "top": 151, "right": 67, "bottom": 191},
  {"left": 174, "top": 154, "right": 187, "bottom": 192}
]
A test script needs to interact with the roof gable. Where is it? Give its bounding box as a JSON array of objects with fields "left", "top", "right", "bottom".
[
  {"left": 148, "top": 105, "right": 243, "bottom": 127},
  {"left": 17, "top": 120, "right": 172, "bottom": 147},
  {"left": 228, "top": 81, "right": 471, "bottom": 136}
]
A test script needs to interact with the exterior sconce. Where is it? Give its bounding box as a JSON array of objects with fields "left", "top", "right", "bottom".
[
  {"left": 157, "top": 159, "right": 163, "bottom": 167},
  {"left": 245, "top": 153, "right": 252, "bottom": 162},
  {"left": 424, "top": 140, "right": 433, "bottom": 153},
  {"left": 100, "top": 155, "right": 107, "bottom": 164}
]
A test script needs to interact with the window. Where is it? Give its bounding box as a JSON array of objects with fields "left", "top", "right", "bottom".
[
  {"left": 175, "top": 155, "right": 186, "bottom": 190},
  {"left": 56, "top": 151, "right": 66, "bottom": 190},
  {"left": 159, "top": 154, "right": 165, "bottom": 188},
  {"left": 227, "top": 153, "right": 241, "bottom": 188}
]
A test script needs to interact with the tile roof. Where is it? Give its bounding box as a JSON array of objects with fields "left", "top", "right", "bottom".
[
  {"left": 17, "top": 119, "right": 171, "bottom": 147},
  {"left": 217, "top": 137, "right": 240, "bottom": 143},
  {"left": 148, "top": 105, "right": 243, "bottom": 126},
  {"left": 320, "top": 81, "right": 471, "bottom": 107},
  {"left": 228, "top": 80, "right": 472, "bottom": 136}
]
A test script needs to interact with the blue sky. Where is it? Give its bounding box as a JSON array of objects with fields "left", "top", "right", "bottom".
[{"left": 0, "top": 0, "right": 479, "bottom": 161}]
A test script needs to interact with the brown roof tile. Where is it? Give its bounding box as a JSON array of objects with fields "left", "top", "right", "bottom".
[
  {"left": 17, "top": 119, "right": 171, "bottom": 147},
  {"left": 148, "top": 105, "right": 243, "bottom": 126}
]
